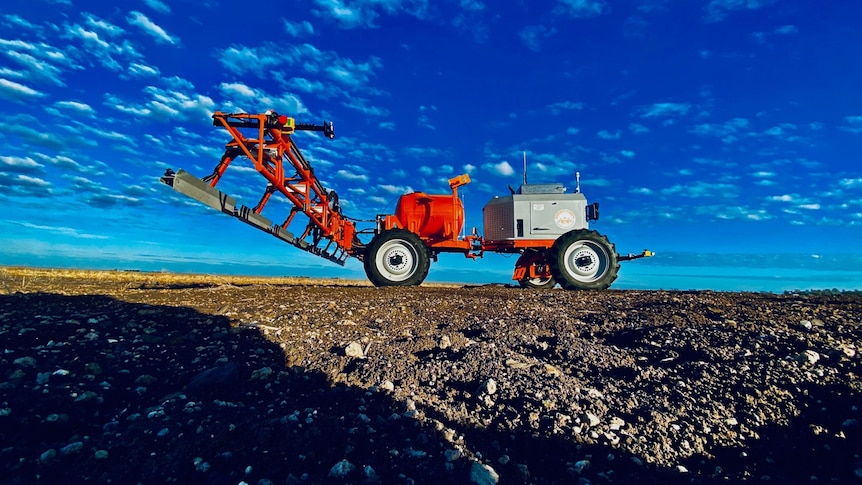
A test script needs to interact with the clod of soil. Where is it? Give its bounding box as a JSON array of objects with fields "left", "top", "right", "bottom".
[{"left": 1, "top": 268, "right": 860, "bottom": 484}]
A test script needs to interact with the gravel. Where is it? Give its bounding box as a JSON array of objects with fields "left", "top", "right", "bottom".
[{"left": 1, "top": 271, "right": 860, "bottom": 483}]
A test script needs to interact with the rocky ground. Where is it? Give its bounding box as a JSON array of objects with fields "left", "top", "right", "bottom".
[{"left": 1, "top": 268, "right": 860, "bottom": 484}]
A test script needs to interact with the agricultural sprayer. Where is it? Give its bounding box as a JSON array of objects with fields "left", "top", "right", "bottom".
[{"left": 160, "top": 111, "right": 652, "bottom": 289}]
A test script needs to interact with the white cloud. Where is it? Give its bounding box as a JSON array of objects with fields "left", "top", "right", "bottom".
[
  {"left": 0, "top": 78, "right": 45, "bottom": 102},
  {"left": 629, "top": 123, "right": 649, "bottom": 134},
  {"left": 326, "top": 55, "right": 383, "bottom": 89},
  {"left": 4, "top": 51, "right": 65, "bottom": 86},
  {"left": 630, "top": 187, "right": 652, "bottom": 195},
  {"left": 62, "top": 22, "right": 142, "bottom": 71},
  {"left": 289, "top": 77, "right": 327, "bottom": 95},
  {"left": 0, "top": 155, "right": 43, "bottom": 173},
  {"left": 483, "top": 161, "right": 515, "bottom": 177},
  {"left": 520, "top": 25, "right": 557, "bottom": 52},
  {"left": 284, "top": 20, "right": 315, "bottom": 37},
  {"left": 144, "top": 0, "right": 171, "bottom": 14},
  {"left": 690, "top": 118, "right": 750, "bottom": 142},
  {"left": 15, "top": 222, "right": 109, "bottom": 239},
  {"left": 128, "top": 63, "right": 160, "bottom": 78},
  {"left": 620, "top": 150, "right": 635, "bottom": 158},
  {"left": 127, "top": 11, "right": 178, "bottom": 44},
  {"left": 660, "top": 181, "right": 736, "bottom": 198},
  {"left": 597, "top": 130, "right": 620, "bottom": 140},
  {"left": 840, "top": 178, "right": 862, "bottom": 189},
  {"left": 641, "top": 102, "right": 690, "bottom": 118},
  {"left": 15, "top": 174, "right": 51, "bottom": 187},
  {"left": 217, "top": 43, "right": 382, "bottom": 96},
  {"left": 752, "top": 171, "right": 774, "bottom": 178},
  {"left": 775, "top": 25, "right": 798, "bottom": 35},
  {"left": 763, "top": 123, "right": 796, "bottom": 137},
  {"left": 547, "top": 100, "right": 583, "bottom": 115},
  {"left": 83, "top": 13, "right": 124, "bottom": 37},
  {"left": 704, "top": 0, "right": 778, "bottom": 23},
  {"left": 54, "top": 100, "right": 95, "bottom": 115},
  {"left": 555, "top": 0, "right": 609, "bottom": 18},
  {"left": 344, "top": 97, "right": 389, "bottom": 116},
  {"left": 219, "top": 82, "right": 308, "bottom": 115},
  {"left": 312, "top": 0, "right": 431, "bottom": 29},
  {"left": 378, "top": 183, "right": 412, "bottom": 194},
  {"left": 2, "top": 14, "right": 40, "bottom": 31},
  {"left": 841, "top": 115, "right": 862, "bottom": 134},
  {"left": 798, "top": 203, "right": 820, "bottom": 210},
  {"left": 463, "top": 163, "right": 476, "bottom": 174},
  {"left": 105, "top": 83, "right": 217, "bottom": 122},
  {"left": 335, "top": 169, "right": 368, "bottom": 181}
]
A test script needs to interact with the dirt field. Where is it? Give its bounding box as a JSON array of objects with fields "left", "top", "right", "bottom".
[{"left": 1, "top": 267, "right": 860, "bottom": 484}]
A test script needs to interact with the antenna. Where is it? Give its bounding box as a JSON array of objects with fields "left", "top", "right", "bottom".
[
  {"left": 523, "top": 151, "right": 528, "bottom": 185},
  {"left": 576, "top": 171, "right": 581, "bottom": 193}
]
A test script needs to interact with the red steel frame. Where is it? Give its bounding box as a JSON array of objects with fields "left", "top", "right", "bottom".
[{"left": 207, "top": 111, "right": 356, "bottom": 256}]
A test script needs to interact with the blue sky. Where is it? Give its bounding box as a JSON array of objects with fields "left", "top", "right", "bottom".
[{"left": 1, "top": 0, "right": 861, "bottom": 291}]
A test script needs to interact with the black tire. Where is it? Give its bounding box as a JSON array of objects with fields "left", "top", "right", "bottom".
[
  {"left": 363, "top": 229, "right": 430, "bottom": 287},
  {"left": 515, "top": 251, "right": 556, "bottom": 289},
  {"left": 549, "top": 229, "right": 619, "bottom": 290},
  {"left": 518, "top": 276, "right": 556, "bottom": 289}
]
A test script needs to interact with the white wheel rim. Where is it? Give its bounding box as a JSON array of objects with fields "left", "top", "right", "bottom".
[
  {"left": 563, "top": 240, "right": 609, "bottom": 283},
  {"left": 375, "top": 239, "right": 418, "bottom": 282},
  {"left": 527, "top": 277, "right": 552, "bottom": 285}
]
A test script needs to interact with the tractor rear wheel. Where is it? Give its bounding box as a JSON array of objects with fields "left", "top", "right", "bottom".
[
  {"left": 364, "top": 229, "right": 430, "bottom": 287},
  {"left": 549, "top": 229, "right": 619, "bottom": 290},
  {"left": 515, "top": 251, "right": 556, "bottom": 289}
]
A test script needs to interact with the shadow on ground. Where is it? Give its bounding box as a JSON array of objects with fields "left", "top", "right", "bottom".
[{"left": 1, "top": 292, "right": 859, "bottom": 484}]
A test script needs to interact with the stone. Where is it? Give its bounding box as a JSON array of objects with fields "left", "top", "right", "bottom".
[
  {"left": 344, "top": 342, "right": 365, "bottom": 358},
  {"left": 837, "top": 343, "right": 857, "bottom": 358},
  {"left": 251, "top": 367, "right": 274, "bottom": 380},
  {"left": 439, "top": 335, "right": 452, "bottom": 349},
  {"left": 469, "top": 461, "right": 499, "bottom": 485},
  {"left": 329, "top": 459, "right": 355, "bottom": 478},
  {"left": 13, "top": 356, "right": 36, "bottom": 367},
  {"left": 60, "top": 441, "right": 83, "bottom": 455},
  {"left": 40, "top": 449, "right": 57, "bottom": 463},
  {"left": 572, "top": 460, "right": 590, "bottom": 474},
  {"left": 445, "top": 449, "right": 462, "bottom": 462},
  {"left": 795, "top": 350, "right": 820, "bottom": 365},
  {"left": 478, "top": 378, "right": 497, "bottom": 395},
  {"left": 186, "top": 362, "right": 239, "bottom": 399}
]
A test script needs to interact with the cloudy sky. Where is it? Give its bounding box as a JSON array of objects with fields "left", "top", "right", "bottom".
[{"left": 1, "top": 0, "right": 860, "bottom": 291}]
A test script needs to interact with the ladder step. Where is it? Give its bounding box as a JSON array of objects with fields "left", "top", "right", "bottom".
[
  {"left": 273, "top": 226, "right": 296, "bottom": 244},
  {"left": 171, "top": 170, "right": 236, "bottom": 214},
  {"left": 236, "top": 205, "right": 272, "bottom": 232}
]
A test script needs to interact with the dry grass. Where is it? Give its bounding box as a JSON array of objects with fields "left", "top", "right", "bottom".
[
  {"left": 0, "top": 266, "right": 372, "bottom": 294},
  {"left": 0, "top": 266, "right": 461, "bottom": 295}
]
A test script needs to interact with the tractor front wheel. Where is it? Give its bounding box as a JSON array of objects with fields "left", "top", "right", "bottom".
[
  {"left": 515, "top": 251, "right": 556, "bottom": 289},
  {"left": 549, "top": 229, "right": 619, "bottom": 290},
  {"left": 363, "top": 229, "right": 430, "bottom": 287}
]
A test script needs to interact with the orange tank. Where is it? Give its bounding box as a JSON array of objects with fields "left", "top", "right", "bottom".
[{"left": 395, "top": 192, "right": 464, "bottom": 240}]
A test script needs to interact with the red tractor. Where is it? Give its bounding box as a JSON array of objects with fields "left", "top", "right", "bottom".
[{"left": 161, "top": 111, "right": 651, "bottom": 289}]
